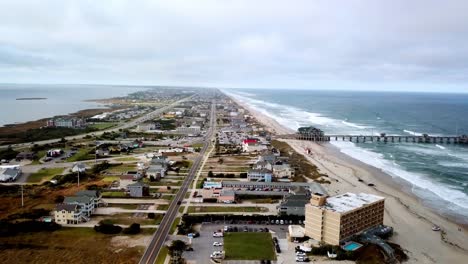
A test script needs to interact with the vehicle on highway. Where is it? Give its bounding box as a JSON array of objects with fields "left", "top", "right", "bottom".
[{"left": 213, "top": 242, "right": 223, "bottom": 247}]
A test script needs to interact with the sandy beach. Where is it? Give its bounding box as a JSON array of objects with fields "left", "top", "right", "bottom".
[{"left": 229, "top": 94, "right": 468, "bottom": 263}]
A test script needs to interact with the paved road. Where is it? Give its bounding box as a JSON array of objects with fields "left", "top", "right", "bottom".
[
  {"left": 139, "top": 98, "right": 216, "bottom": 264},
  {"left": 0, "top": 95, "right": 195, "bottom": 150}
]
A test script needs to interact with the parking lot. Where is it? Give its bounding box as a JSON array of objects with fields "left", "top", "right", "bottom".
[{"left": 183, "top": 224, "right": 292, "bottom": 264}]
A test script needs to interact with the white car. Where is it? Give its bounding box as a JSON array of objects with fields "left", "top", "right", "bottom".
[
  {"left": 210, "top": 251, "right": 223, "bottom": 259},
  {"left": 296, "top": 256, "right": 309, "bottom": 262},
  {"left": 213, "top": 242, "right": 223, "bottom": 247},
  {"left": 223, "top": 226, "right": 229, "bottom": 231},
  {"left": 213, "top": 232, "right": 223, "bottom": 237},
  {"left": 296, "top": 252, "right": 306, "bottom": 257}
]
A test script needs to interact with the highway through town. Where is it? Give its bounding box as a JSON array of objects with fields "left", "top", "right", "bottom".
[
  {"left": 0, "top": 94, "right": 196, "bottom": 150},
  {"left": 139, "top": 99, "right": 216, "bottom": 264}
]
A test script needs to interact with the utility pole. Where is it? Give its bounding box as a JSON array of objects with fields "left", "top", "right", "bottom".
[
  {"left": 21, "top": 184, "right": 24, "bottom": 207},
  {"left": 77, "top": 170, "right": 80, "bottom": 187}
]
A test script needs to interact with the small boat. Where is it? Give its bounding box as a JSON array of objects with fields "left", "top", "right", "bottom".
[{"left": 432, "top": 225, "right": 441, "bottom": 231}]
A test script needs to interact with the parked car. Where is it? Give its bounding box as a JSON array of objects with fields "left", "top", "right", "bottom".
[
  {"left": 296, "top": 256, "right": 309, "bottom": 262},
  {"left": 213, "top": 242, "right": 223, "bottom": 247},
  {"left": 213, "top": 232, "right": 223, "bottom": 237},
  {"left": 210, "top": 251, "right": 223, "bottom": 259}
]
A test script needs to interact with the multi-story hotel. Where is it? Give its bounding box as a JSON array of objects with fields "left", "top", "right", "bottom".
[{"left": 305, "top": 192, "right": 385, "bottom": 245}]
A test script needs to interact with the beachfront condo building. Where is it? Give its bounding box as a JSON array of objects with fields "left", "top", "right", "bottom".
[{"left": 305, "top": 192, "right": 385, "bottom": 245}]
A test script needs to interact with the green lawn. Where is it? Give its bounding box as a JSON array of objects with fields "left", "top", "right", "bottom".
[
  {"left": 155, "top": 246, "right": 169, "bottom": 264},
  {"left": 101, "top": 176, "right": 120, "bottom": 182},
  {"left": 187, "top": 206, "right": 267, "bottom": 213},
  {"left": 89, "top": 122, "right": 117, "bottom": 130},
  {"left": 27, "top": 167, "right": 65, "bottom": 183},
  {"left": 105, "top": 164, "right": 136, "bottom": 173},
  {"left": 224, "top": 232, "right": 276, "bottom": 260},
  {"left": 101, "top": 191, "right": 127, "bottom": 198},
  {"left": 66, "top": 148, "right": 94, "bottom": 162},
  {"left": 170, "top": 217, "right": 180, "bottom": 234},
  {"left": 114, "top": 156, "right": 139, "bottom": 162}
]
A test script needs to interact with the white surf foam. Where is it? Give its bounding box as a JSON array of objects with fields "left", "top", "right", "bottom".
[
  {"left": 331, "top": 140, "right": 468, "bottom": 211},
  {"left": 435, "top": 144, "right": 446, "bottom": 150},
  {"left": 403, "top": 129, "right": 423, "bottom": 136}
]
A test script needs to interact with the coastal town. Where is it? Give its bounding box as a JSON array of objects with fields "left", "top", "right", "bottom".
[{"left": 1, "top": 87, "right": 466, "bottom": 264}]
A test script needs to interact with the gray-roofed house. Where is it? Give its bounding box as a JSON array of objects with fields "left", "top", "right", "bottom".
[
  {"left": 75, "top": 190, "right": 102, "bottom": 207},
  {"left": 277, "top": 194, "right": 311, "bottom": 216},
  {"left": 63, "top": 196, "right": 95, "bottom": 216},
  {"left": 127, "top": 182, "right": 149, "bottom": 197},
  {"left": 0, "top": 167, "right": 21, "bottom": 182},
  {"left": 146, "top": 164, "right": 166, "bottom": 180},
  {"left": 247, "top": 169, "right": 273, "bottom": 182},
  {"left": 218, "top": 189, "right": 235, "bottom": 203}
]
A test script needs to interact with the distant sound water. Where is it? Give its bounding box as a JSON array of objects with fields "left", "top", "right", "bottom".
[
  {"left": 0, "top": 84, "right": 143, "bottom": 126},
  {"left": 225, "top": 89, "right": 468, "bottom": 224}
]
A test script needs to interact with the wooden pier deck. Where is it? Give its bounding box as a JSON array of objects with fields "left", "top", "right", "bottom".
[{"left": 277, "top": 133, "right": 468, "bottom": 144}]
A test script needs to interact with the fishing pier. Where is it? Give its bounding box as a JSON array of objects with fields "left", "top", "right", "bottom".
[{"left": 277, "top": 126, "right": 468, "bottom": 144}]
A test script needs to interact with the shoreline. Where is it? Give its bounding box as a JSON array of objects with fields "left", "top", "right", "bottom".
[
  {"left": 0, "top": 106, "right": 121, "bottom": 145},
  {"left": 225, "top": 92, "right": 468, "bottom": 263}
]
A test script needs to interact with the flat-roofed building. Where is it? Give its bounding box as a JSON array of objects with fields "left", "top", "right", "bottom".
[{"left": 305, "top": 192, "right": 385, "bottom": 245}]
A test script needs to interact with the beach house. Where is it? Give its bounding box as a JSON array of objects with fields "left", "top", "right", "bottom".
[{"left": 54, "top": 204, "right": 85, "bottom": 224}]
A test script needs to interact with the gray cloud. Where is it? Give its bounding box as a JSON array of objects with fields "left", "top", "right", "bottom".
[{"left": 0, "top": 0, "right": 467, "bottom": 92}]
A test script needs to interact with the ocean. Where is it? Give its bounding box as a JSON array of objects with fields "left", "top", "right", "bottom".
[
  {"left": 0, "top": 84, "right": 144, "bottom": 126},
  {"left": 224, "top": 89, "right": 468, "bottom": 223}
]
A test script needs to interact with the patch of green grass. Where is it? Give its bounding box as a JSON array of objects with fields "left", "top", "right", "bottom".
[
  {"left": 101, "top": 176, "right": 120, "bottom": 182},
  {"left": 89, "top": 122, "right": 117, "bottom": 130},
  {"left": 105, "top": 164, "right": 136, "bottom": 173},
  {"left": 66, "top": 148, "right": 94, "bottom": 162},
  {"left": 157, "top": 204, "right": 169, "bottom": 210},
  {"left": 155, "top": 246, "right": 169, "bottom": 264},
  {"left": 161, "top": 195, "right": 174, "bottom": 200},
  {"left": 187, "top": 206, "right": 267, "bottom": 213},
  {"left": 114, "top": 156, "right": 138, "bottom": 162},
  {"left": 169, "top": 217, "right": 180, "bottom": 234},
  {"left": 224, "top": 232, "right": 276, "bottom": 260},
  {"left": 101, "top": 191, "right": 127, "bottom": 198},
  {"left": 27, "top": 167, "right": 65, "bottom": 183}
]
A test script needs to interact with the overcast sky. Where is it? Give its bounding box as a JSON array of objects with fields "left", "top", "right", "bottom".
[{"left": 1, "top": 0, "right": 468, "bottom": 92}]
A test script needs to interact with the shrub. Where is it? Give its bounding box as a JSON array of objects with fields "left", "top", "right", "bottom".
[
  {"left": 91, "top": 161, "right": 111, "bottom": 174},
  {"left": 147, "top": 213, "right": 156, "bottom": 219},
  {"left": 94, "top": 222, "right": 122, "bottom": 234},
  {"left": 0, "top": 220, "right": 61, "bottom": 237},
  {"left": 54, "top": 195, "right": 65, "bottom": 203},
  {"left": 123, "top": 223, "right": 140, "bottom": 234}
]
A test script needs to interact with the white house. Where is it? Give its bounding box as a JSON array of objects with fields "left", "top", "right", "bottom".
[{"left": 273, "top": 164, "right": 293, "bottom": 179}]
